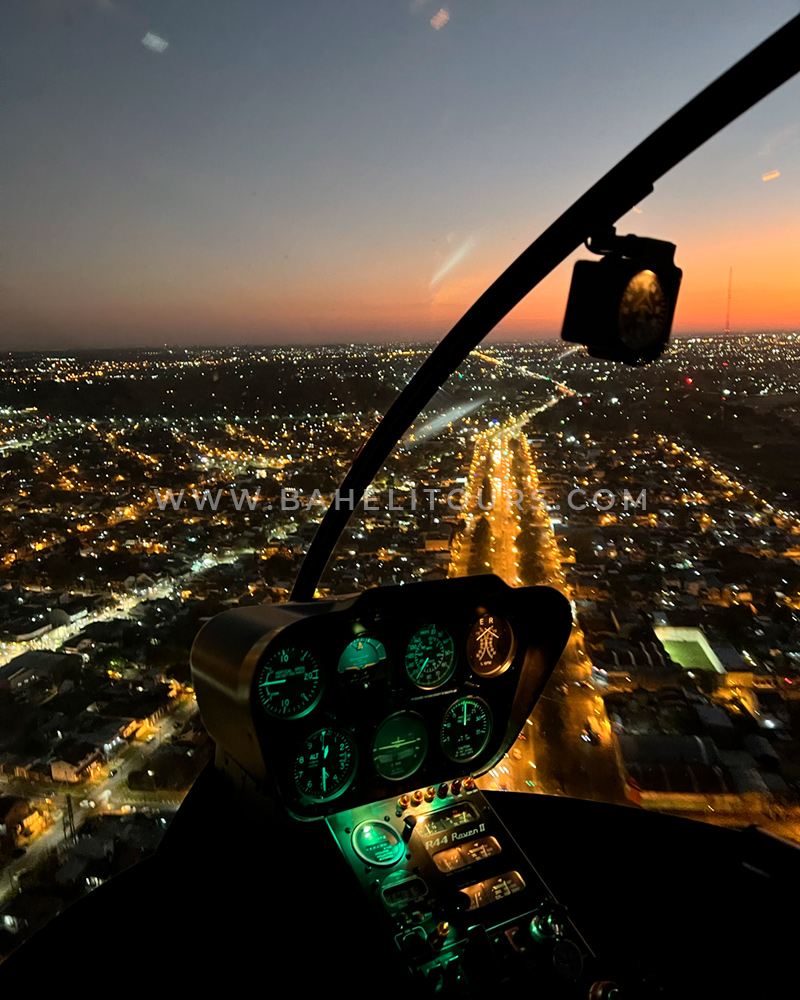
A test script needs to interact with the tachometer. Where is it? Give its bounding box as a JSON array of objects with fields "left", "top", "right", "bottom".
[
  {"left": 293, "top": 727, "right": 357, "bottom": 802},
  {"left": 255, "top": 646, "right": 323, "bottom": 719},
  {"left": 440, "top": 696, "right": 492, "bottom": 763},
  {"left": 405, "top": 624, "right": 456, "bottom": 689}
]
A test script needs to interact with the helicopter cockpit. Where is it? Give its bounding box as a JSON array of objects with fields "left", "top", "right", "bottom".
[
  {"left": 3, "top": 8, "right": 800, "bottom": 998},
  {"left": 192, "top": 575, "right": 596, "bottom": 994}
]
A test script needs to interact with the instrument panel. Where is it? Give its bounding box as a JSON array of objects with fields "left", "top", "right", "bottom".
[
  {"left": 191, "top": 575, "right": 572, "bottom": 820},
  {"left": 327, "top": 784, "right": 598, "bottom": 995},
  {"left": 190, "top": 575, "right": 630, "bottom": 994}
]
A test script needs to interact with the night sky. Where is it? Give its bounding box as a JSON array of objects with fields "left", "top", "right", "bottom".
[{"left": 4, "top": 1, "right": 799, "bottom": 348}]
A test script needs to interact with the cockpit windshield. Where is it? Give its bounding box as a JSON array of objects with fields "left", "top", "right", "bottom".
[{"left": 2, "top": 0, "right": 799, "bottom": 971}]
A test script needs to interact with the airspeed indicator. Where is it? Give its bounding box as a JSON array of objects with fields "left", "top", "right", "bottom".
[{"left": 255, "top": 646, "right": 323, "bottom": 719}]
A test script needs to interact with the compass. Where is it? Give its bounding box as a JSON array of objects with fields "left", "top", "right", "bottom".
[
  {"left": 466, "top": 614, "right": 515, "bottom": 677},
  {"left": 618, "top": 269, "right": 669, "bottom": 351},
  {"left": 561, "top": 232, "right": 682, "bottom": 365}
]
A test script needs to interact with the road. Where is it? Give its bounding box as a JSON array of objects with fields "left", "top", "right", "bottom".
[
  {"left": 0, "top": 542, "right": 277, "bottom": 668},
  {"left": 448, "top": 404, "right": 629, "bottom": 806}
]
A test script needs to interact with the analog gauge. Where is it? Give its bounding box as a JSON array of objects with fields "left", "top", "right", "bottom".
[
  {"left": 618, "top": 269, "right": 668, "bottom": 351},
  {"left": 405, "top": 624, "right": 456, "bottom": 689},
  {"left": 338, "top": 636, "right": 387, "bottom": 672},
  {"left": 351, "top": 821, "right": 405, "bottom": 868},
  {"left": 466, "top": 614, "right": 516, "bottom": 677},
  {"left": 293, "top": 727, "right": 357, "bottom": 803},
  {"left": 255, "top": 646, "right": 323, "bottom": 719},
  {"left": 440, "top": 697, "right": 492, "bottom": 763},
  {"left": 372, "top": 712, "right": 428, "bottom": 781}
]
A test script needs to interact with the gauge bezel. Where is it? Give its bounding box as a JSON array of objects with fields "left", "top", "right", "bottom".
[
  {"left": 404, "top": 622, "right": 457, "bottom": 690},
  {"left": 292, "top": 726, "right": 358, "bottom": 803},
  {"left": 337, "top": 634, "right": 388, "bottom": 673},
  {"left": 350, "top": 820, "right": 406, "bottom": 868},
  {"left": 254, "top": 645, "right": 324, "bottom": 720},
  {"left": 371, "top": 710, "right": 429, "bottom": 781},
  {"left": 466, "top": 613, "right": 516, "bottom": 678},
  {"left": 440, "top": 695, "right": 493, "bottom": 764}
]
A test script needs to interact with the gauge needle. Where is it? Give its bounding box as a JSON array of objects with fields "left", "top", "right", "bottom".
[
  {"left": 463, "top": 701, "right": 467, "bottom": 726},
  {"left": 260, "top": 679, "right": 285, "bottom": 685},
  {"left": 321, "top": 766, "right": 327, "bottom": 792}
]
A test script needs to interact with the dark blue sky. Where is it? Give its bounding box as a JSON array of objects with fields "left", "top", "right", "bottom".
[{"left": 4, "top": 1, "right": 799, "bottom": 347}]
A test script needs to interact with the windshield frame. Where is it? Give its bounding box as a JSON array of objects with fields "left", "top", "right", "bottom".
[{"left": 291, "top": 12, "right": 800, "bottom": 602}]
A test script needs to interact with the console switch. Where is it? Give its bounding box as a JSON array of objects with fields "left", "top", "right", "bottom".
[{"left": 529, "top": 902, "right": 567, "bottom": 943}]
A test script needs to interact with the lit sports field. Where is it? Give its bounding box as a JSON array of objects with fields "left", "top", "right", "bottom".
[{"left": 660, "top": 639, "right": 718, "bottom": 672}]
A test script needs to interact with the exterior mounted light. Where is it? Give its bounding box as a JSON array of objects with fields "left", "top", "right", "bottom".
[{"left": 560, "top": 228, "right": 682, "bottom": 365}]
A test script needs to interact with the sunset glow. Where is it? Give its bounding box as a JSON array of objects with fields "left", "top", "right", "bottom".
[{"left": 4, "top": 1, "right": 798, "bottom": 347}]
